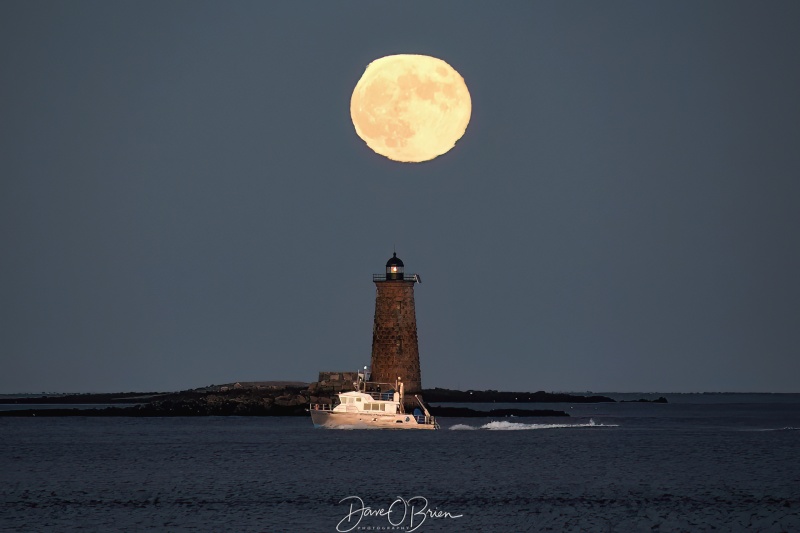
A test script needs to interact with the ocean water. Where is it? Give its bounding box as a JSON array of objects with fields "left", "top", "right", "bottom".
[{"left": 1, "top": 394, "right": 798, "bottom": 532}]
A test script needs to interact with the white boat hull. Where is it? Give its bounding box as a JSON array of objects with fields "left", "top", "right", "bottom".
[{"left": 310, "top": 408, "right": 437, "bottom": 430}]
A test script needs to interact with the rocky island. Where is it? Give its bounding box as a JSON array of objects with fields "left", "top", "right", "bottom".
[{"left": 0, "top": 382, "right": 660, "bottom": 418}]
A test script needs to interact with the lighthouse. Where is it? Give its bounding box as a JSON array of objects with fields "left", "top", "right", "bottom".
[{"left": 370, "top": 253, "right": 422, "bottom": 394}]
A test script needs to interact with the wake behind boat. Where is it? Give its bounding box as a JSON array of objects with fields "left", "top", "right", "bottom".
[{"left": 309, "top": 376, "right": 438, "bottom": 430}]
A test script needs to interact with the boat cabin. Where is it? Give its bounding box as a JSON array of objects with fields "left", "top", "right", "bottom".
[{"left": 335, "top": 390, "right": 400, "bottom": 414}]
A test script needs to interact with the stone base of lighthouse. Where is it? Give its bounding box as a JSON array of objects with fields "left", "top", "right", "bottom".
[{"left": 370, "top": 279, "right": 422, "bottom": 394}]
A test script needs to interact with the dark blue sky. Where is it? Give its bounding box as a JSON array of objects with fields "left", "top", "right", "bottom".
[{"left": 2, "top": 2, "right": 799, "bottom": 393}]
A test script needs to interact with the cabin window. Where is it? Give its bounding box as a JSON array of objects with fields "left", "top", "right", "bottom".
[{"left": 356, "top": 397, "right": 361, "bottom": 402}]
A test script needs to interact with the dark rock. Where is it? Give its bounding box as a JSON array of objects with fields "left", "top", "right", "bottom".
[
  {"left": 621, "top": 397, "right": 668, "bottom": 403},
  {"left": 430, "top": 406, "right": 569, "bottom": 418},
  {"left": 0, "top": 385, "right": 614, "bottom": 418},
  {"left": 421, "top": 388, "right": 616, "bottom": 403}
]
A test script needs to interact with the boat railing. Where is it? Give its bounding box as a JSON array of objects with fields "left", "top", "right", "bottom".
[
  {"left": 310, "top": 403, "right": 336, "bottom": 411},
  {"left": 416, "top": 415, "right": 437, "bottom": 426},
  {"left": 366, "top": 392, "right": 396, "bottom": 401}
]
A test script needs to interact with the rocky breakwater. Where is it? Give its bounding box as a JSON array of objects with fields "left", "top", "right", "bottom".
[
  {"left": 429, "top": 406, "right": 569, "bottom": 418},
  {"left": 0, "top": 377, "right": 361, "bottom": 417},
  {"left": 0, "top": 384, "right": 641, "bottom": 418},
  {"left": 422, "top": 388, "right": 617, "bottom": 403},
  {"left": 620, "top": 396, "right": 668, "bottom": 403},
  {"left": 0, "top": 385, "right": 332, "bottom": 417},
  {"left": 141, "top": 389, "right": 309, "bottom": 416}
]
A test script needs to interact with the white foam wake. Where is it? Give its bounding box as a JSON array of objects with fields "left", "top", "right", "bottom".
[
  {"left": 449, "top": 418, "right": 618, "bottom": 431},
  {"left": 449, "top": 424, "right": 478, "bottom": 430}
]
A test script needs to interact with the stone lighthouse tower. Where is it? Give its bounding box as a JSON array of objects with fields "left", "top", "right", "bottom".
[{"left": 370, "top": 253, "right": 422, "bottom": 394}]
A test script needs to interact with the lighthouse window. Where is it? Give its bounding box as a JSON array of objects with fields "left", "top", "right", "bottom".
[{"left": 390, "top": 266, "right": 398, "bottom": 273}]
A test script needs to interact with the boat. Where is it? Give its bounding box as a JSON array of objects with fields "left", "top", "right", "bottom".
[{"left": 309, "top": 376, "right": 439, "bottom": 430}]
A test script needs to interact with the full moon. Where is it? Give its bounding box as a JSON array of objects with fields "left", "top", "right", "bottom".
[{"left": 350, "top": 54, "right": 471, "bottom": 163}]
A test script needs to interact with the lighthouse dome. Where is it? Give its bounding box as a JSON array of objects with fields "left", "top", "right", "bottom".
[
  {"left": 386, "top": 253, "right": 404, "bottom": 268},
  {"left": 385, "top": 253, "right": 405, "bottom": 280}
]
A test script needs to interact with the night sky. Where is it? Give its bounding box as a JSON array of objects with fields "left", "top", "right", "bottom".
[{"left": 2, "top": 2, "right": 799, "bottom": 393}]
